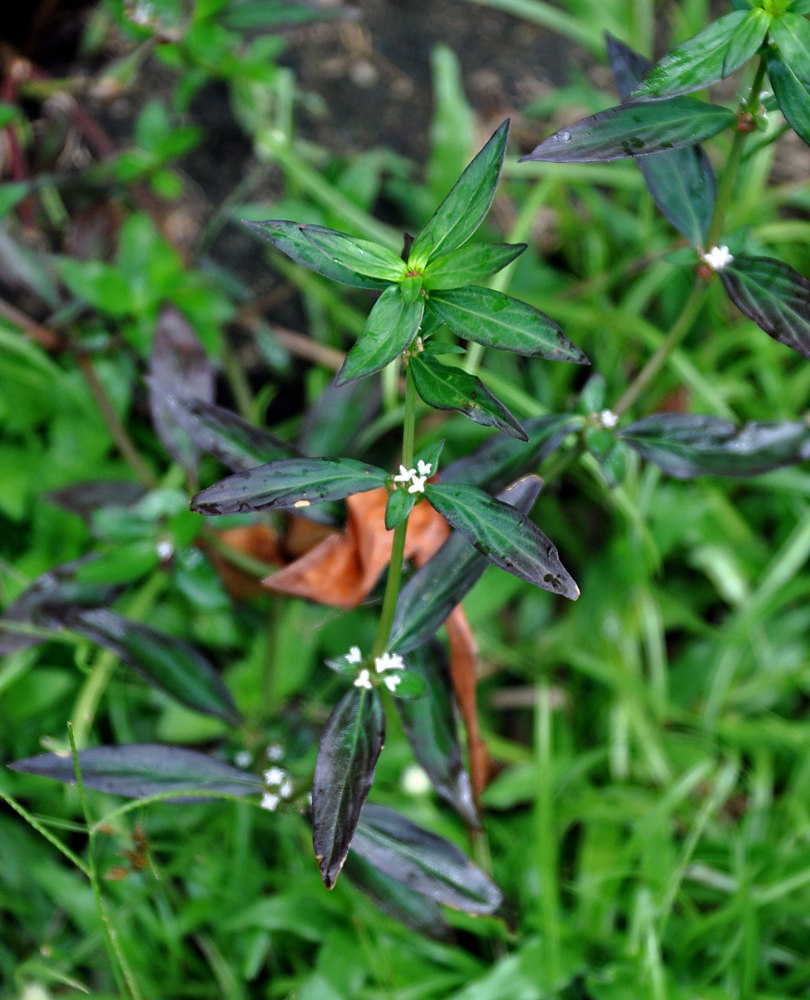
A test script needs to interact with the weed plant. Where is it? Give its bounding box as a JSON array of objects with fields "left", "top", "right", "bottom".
[{"left": 2, "top": 0, "right": 810, "bottom": 997}]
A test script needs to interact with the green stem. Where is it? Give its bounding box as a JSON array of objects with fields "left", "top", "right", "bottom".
[
  {"left": 535, "top": 681, "right": 560, "bottom": 984},
  {"left": 371, "top": 365, "right": 417, "bottom": 659}
]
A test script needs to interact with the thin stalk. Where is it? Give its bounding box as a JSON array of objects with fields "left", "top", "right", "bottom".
[
  {"left": 371, "top": 365, "right": 416, "bottom": 659},
  {"left": 535, "top": 681, "right": 561, "bottom": 985},
  {"left": 68, "top": 723, "right": 143, "bottom": 1000}
]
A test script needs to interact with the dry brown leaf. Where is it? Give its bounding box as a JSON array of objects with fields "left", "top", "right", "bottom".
[{"left": 445, "top": 608, "right": 489, "bottom": 805}]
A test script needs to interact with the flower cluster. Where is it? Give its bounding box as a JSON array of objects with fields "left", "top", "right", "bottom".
[
  {"left": 393, "top": 459, "right": 433, "bottom": 494},
  {"left": 347, "top": 646, "right": 405, "bottom": 692},
  {"left": 702, "top": 245, "right": 733, "bottom": 271},
  {"left": 261, "top": 764, "right": 294, "bottom": 812}
]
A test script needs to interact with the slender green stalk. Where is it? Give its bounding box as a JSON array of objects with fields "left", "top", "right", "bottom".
[
  {"left": 0, "top": 787, "right": 90, "bottom": 876},
  {"left": 68, "top": 723, "right": 143, "bottom": 1000},
  {"left": 371, "top": 365, "right": 417, "bottom": 659},
  {"left": 535, "top": 681, "right": 561, "bottom": 984}
]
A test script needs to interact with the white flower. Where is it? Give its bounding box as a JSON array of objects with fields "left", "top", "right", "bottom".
[
  {"left": 383, "top": 673, "right": 402, "bottom": 692},
  {"left": 702, "top": 245, "right": 734, "bottom": 271},
  {"left": 234, "top": 750, "right": 253, "bottom": 769},
  {"left": 407, "top": 475, "right": 427, "bottom": 494},
  {"left": 393, "top": 464, "right": 413, "bottom": 484},
  {"left": 260, "top": 792, "right": 280, "bottom": 812},
  {"left": 401, "top": 763, "right": 431, "bottom": 796},
  {"left": 265, "top": 742, "right": 284, "bottom": 761},
  {"left": 374, "top": 651, "right": 405, "bottom": 673},
  {"left": 156, "top": 537, "right": 174, "bottom": 561},
  {"left": 599, "top": 409, "right": 619, "bottom": 429},
  {"left": 263, "top": 766, "right": 286, "bottom": 786},
  {"left": 354, "top": 668, "right": 373, "bottom": 689},
  {"left": 279, "top": 778, "right": 294, "bottom": 800},
  {"left": 416, "top": 459, "right": 432, "bottom": 477},
  {"left": 345, "top": 645, "right": 363, "bottom": 664}
]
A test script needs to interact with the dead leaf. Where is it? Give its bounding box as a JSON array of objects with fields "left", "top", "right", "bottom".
[{"left": 446, "top": 608, "right": 489, "bottom": 805}]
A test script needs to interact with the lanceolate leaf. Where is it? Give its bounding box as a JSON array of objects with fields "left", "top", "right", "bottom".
[
  {"left": 166, "top": 396, "right": 299, "bottom": 472},
  {"left": 336, "top": 285, "right": 424, "bottom": 385},
  {"left": 301, "top": 228, "right": 407, "bottom": 282},
  {"left": 244, "top": 221, "right": 388, "bottom": 289},
  {"left": 629, "top": 11, "right": 750, "bottom": 99},
  {"left": 425, "top": 483, "right": 579, "bottom": 598},
  {"left": 9, "top": 744, "right": 262, "bottom": 799},
  {"left": 441, "top": 415, "right": 581, "bottom": 492},
  {"left": 312, "top": 688, "right": 385, "bottom": 889},
  {"left": 409, "top": 119, "right": 509, "bottom": 264},
  {"left": 395, "top": 642, "right": 478, "bottom": 826},
  {"left": 767, "top": 48, "right": 810, "bottom": 148},
  {"left": 352, "top": 804, "right": 503, "bottom": 914},
  {"left": 719, "top": 254, "right": 810, "bottom": 359},
  {"left": 606, "top": 34, "right": 717, "bottom": 245},
  {"left": 342, "top": 853, "right": 452, "bottom": 941},
  {"left": 389, "top": 477, "right": 544, "bottom": 653},
  {"left": 426, "top": 286, "right": 588, "bottom": 363},
  {"left": 409, "top": 353, "right": 528, "bottom": 440},
  {"left": 770, "top": 12, "right": 810, "bottom": 69},
  {"left": 422, "top": 242, "right": 526, "bottom": 291},
  {"left": 722, "top": 8, "right": 770, "bottom": 77},
  {"left": 621, "top": 413, "right": 810, "bottom": 478},
  {"left": 190, "top": 457, "right": 388, "bottom": 515},
  {"left": 56, "top": 608, "right": 240, "bottom": 723},
  {"left": 520, "top": 98, "right": 735, "bottom": 163}
]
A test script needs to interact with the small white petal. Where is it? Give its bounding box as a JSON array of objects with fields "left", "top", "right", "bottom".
[
  {"left": 599, "top": 409, "right": 619, "bottom": 429},
  {"left": 401, "top": 763, "right": 431, "bottom": 796},
  {"left": 393, "top": 464, "right": 414, "bottom": 483},
  {"left": 354, "top": 668, "right": 373, "bottom": 689},
  {"left": 260, "top": 792, "right": 280, "bottom": 812},
  {"left": 234, "top": 751, "right": 253, "bottom": 769},
  {"left": 264, "top": 766, "right": 287, "bottom": 786},
  {"left": 266, "top": 742, "right": 284, "bottom": 761},
  {"left": 407, "top": 475, "right": 426, "bottom": 494},
  {"left": 375, "top": 651, "right": 404, "bottom": 673},
  {"left": 383, "top": 673, "right": 401, "bottom": 692},
  {"left": 345, "top": 645, "right": 363, "bottom": 664},
  {"left": 156, "top": 538, "right": 174, "bottom": 560},
  {"left": 279, "top": 778, "right": 294, "bottom": 799},
  {"left": 416, "top": 459, "right": 432, "bottom": 477},
  {"left": 702, "top": 245, "right": 733, "bottom": 271}
]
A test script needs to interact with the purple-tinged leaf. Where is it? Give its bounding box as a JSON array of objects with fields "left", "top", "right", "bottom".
[
  {"left": 148, "top": 305, "right": 215, "bottom": 476},
  {"left": 312, "top": 687, "right": 385, "bottom": 889},
  {"left": 520, "top": 97, "right": 735, "bottom": 163},
  {"left": 767, "top": 48, "right": 810, "bottom": 148},
  {"left": 395, "top": 641, "right": 478, "bottom": 827},
  {"left": 606, "top": 34, "right": 717, "bottom": 245},
  {"left": 336, "top": 285, "right": 424, "bottom": 385},
  {"left": 343, "top": 852, "right": 452, "bottom": 941},
  {"left": 390, "top": 477, "right": 544, "bottom": 653},
  {"left": 190, "top": 457, "right": 388, "bottom": 515},
  {"left": 52, "top": 607, "right": 240, "bottom": 724},
  {"left": 409, "top": 120, "right": 510, "bottom": 264},
  {"left": 720, "top": 254, "right": 810, "bottom": 359},
  {"left": 353, "top": 804, "right": 503, "bottom": 915},
  {"left": 8, "top": 744, "right": 262, "bottom": 800},
  {"left": 299, "top": 378, "right": 381, "bottom": 458},
  {"left": 0, "top": 557, "right": 117, "bottom": 654},
  {"left": 620, "top": 413, "right": 810, "bottom": 478},
  {"left": 425, "top": 482, "right": 579, "bottom": 599},
  {"left": 426, "top": 285, "right": 588, "bottom": 363},
  {"left": 244, "top": 221, "right": 388, "bottom": 290},
  {"left": 46, "top": 481, "right": 145, "bottom": 520}
]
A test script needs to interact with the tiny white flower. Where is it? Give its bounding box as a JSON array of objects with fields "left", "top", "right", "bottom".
[
  {"left": 156, "top": 537, "right": 174, "bottom": 560},
  {"left": 599, "top": 409, "right": 619, "bottom": 429},
  {"left": 407, "top": 475, "right": 427, "bottom": 494},
  {"left": 383, "top": 673, "right": 402, "bottom": 693},
  {"left": 279, "top": 778, "right": 294, "bottom": 799},
  {"left": 345, "top": 645, "right": 363, "bottom": 664},
  {"left": 264, "top": 766, "right": 286, "bottom": 786},
  {"left": 266, "top": 742, "right": 284, "bottom": 761},
  {"left": 354, "top": 668, "right": 373, "bottom": 689},
  {"left": 401, "top": 763, "right": 431, "bottom": 796},
  {"left": 702, "top": 245, "right": 734, "bottom": 271},
  {"left": 416, "top": 459, "right": 432, "bottom": 477},
  {"left": 234, "top": 750, "right": 253, "bottom": 769},
  {"left": 393, "top": 464, "right": 413, "bottom": 484},
  {"left": 260, "top": 791, "right": 280, "bottom": 812},
  {"left": 374, "top": 651, "right": 405, "bottom": 673}
]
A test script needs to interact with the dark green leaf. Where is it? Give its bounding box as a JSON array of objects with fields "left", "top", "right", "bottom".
[
  {"left": 422, "top": 242, "right": 526, "bottom": 291},
  {"left": 56, "top": 607, "right": 240, "bottom": 723},
  {"left": 389, "top": 477, "right": 545, "bottom": 654},
  {"left": 244, "top": 220, "right": 388, "bottom": 289},
  {"left": 313, "top": 688, "right": 385, "bottom": 889},
  {"left": 630, "top": 12, "right": 749, "bottom": 98},
  {"left": 166, "top": 396, "right": 298, "bottom": 472},
  {"left": 520, "top": 98, "right": 736, "bottom": 163},
  {"left": 301, "top": 227, "right": 406, "bottom": 282},
  {"left": 723, "top": 8, "right": 770, "bottom": 76},
  {"left": 720, "top": 254, "right": 810, "bottom": 359},
  {"left": 337, "top": 285, "right": 424, "bottom": 385},
  {"left": 343, "top": 852, "right": 452, "bottom": 941},
  {"left": 0, "top": 557, "right": 118, "bottom": 655},
  {"left": 770, "top": 12, "right": 810, "bottom": 69},
  {"left": 190, "top": 457, "right": 387, "bottom": 515},
  {"left": 606, "top": 34, "right": 717, "bottom": 245},
  {"left": 410, "top": 354, "right": 527, "bottom": 440},
  {"left": 620, "top": 413, "right": 810, "bottom": 478},
  {"left": 395, "top": 641, "right": 478, "bottom": 826},
  {"left": 390, "top": 670, "right": 428, "bottom": 699},
  {"left": 425, "top": 483, "right": 579, "bottom": 598},
  {"left": 385, "top": 488, "right": 418, "bottom": 530},
  {"left": 299, "top": 378, "right": 381, "bottom": 459},
  {"left": 426, "top": 286, "right": 588, "bottom": 363},
  {"left": 9, "top": 744, "right": 262, "bottom": 800},
  {"left": 441, "top": 415, "right": 581, "bottom": 492},
  {"left": 409, "top": 120, "right": 509, "bottom": 263},
  {"left": 353, "top": 804, "right": 503, "bottom": 914},
  {"left": 767, "top": 47, "right": 810, "bottom": 147}
]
